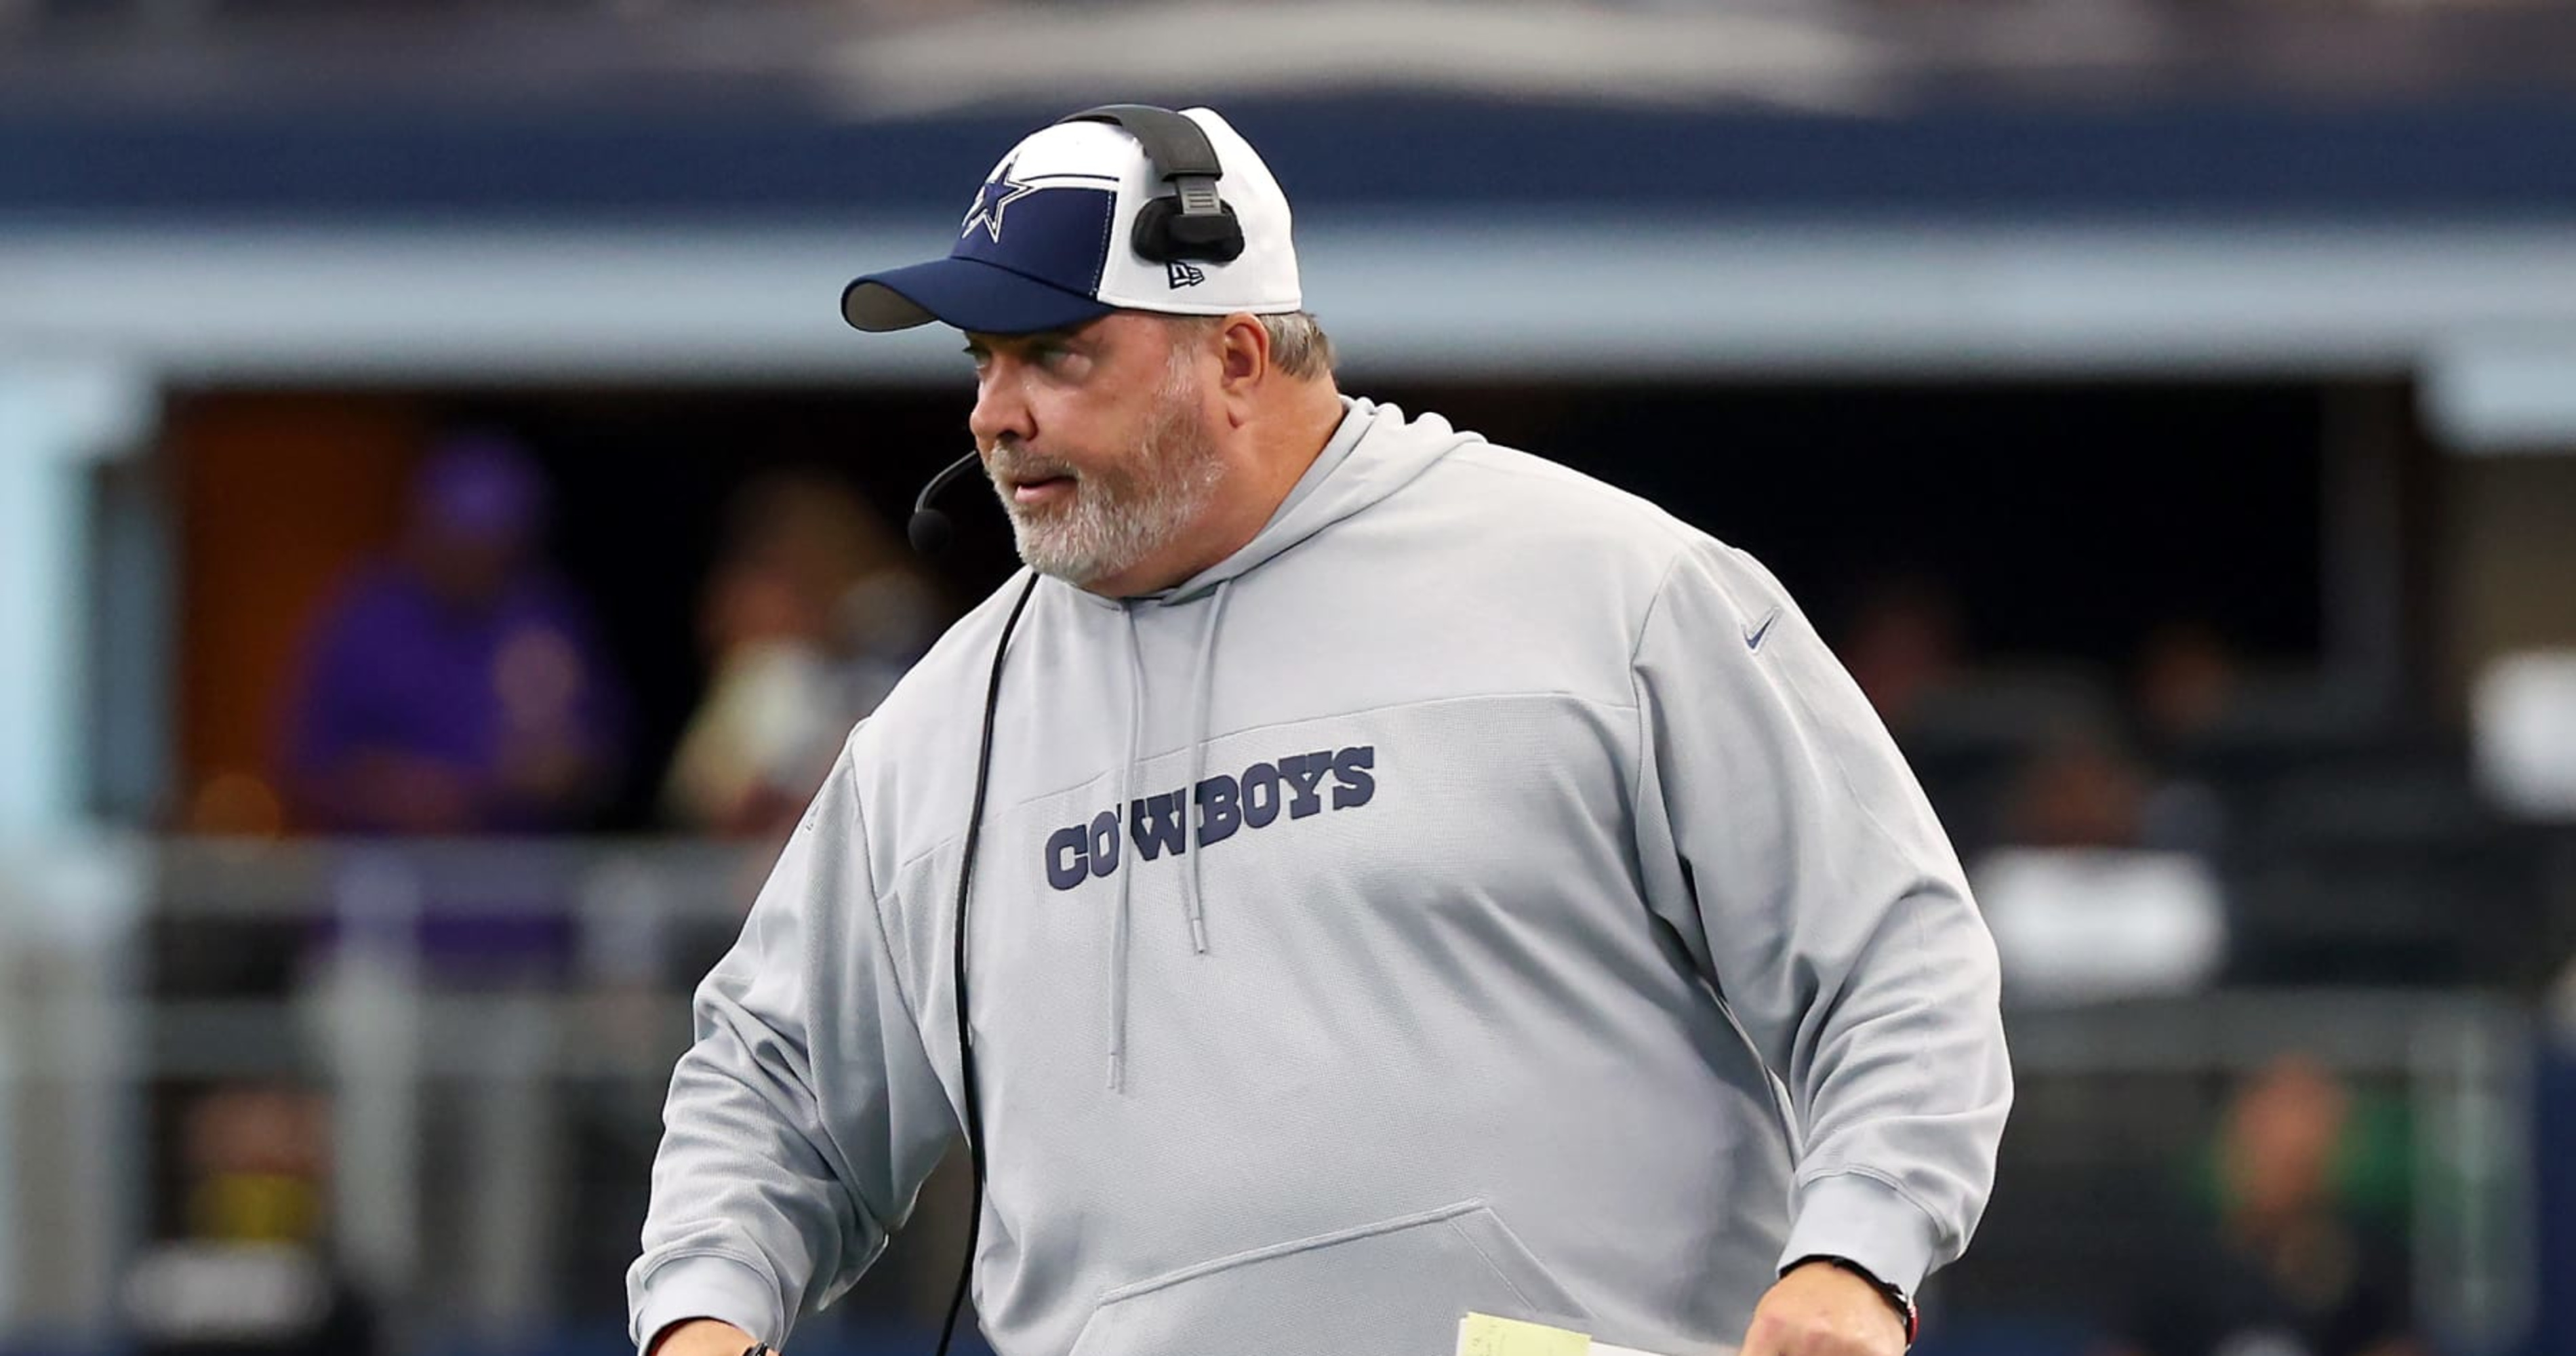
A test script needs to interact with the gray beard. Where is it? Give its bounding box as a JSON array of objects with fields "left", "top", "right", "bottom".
[{"left": 992, "top": 371, "right": 1224, "bottom": 589}]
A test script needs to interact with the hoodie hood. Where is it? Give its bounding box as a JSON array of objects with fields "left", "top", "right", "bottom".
[
  {"left": 1178, "top": 395, "right": 1474, "bottom": 594},
  {"left": 1073, "top": 395, "right": 1476, "bottom": 1088}
]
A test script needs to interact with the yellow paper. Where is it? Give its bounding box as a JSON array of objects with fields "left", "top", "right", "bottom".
[{"left": 1457, "top": 1313, "right": 1592, "bottom": 1356}]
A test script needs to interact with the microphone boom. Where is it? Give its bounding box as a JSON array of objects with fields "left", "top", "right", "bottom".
[{"left": 908, "top": 450, "right": 985, "bottom": 556}]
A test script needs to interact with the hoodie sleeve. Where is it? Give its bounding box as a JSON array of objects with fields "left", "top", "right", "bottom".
[
  {"left": 1627, "top": 536, "right": 2011, "bottom": 1297},
  {"left": 626, "top": 736, "right": 959, "bottom": 1353}
]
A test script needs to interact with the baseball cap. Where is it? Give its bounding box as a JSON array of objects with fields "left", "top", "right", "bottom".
[{"left": 841, "top": 106, "right": 1302, "bottom": 336}]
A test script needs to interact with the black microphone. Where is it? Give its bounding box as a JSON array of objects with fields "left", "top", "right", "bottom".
[{"left": 908, "top": 450, "right": 985, "bottom": 555}]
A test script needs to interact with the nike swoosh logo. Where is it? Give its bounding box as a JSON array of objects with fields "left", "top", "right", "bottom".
[{"left": 1744, "top": 609, "right": 1782, "bottom": 651}]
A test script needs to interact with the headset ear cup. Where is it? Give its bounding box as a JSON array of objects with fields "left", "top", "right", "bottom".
[
  {"left": 1132, "top": 198, "right": 1246, "bottom": 264},
  {"left": 1129, "top": 199, "right": 1176, "bottom": 263}
]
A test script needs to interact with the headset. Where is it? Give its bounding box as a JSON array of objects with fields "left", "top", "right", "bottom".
[
  {"left": 1059, "top": 102, "right": 1247, "bottom": 266},
  {"left": 919, "top": 102, "right": 1238, "bottom": 1356}
]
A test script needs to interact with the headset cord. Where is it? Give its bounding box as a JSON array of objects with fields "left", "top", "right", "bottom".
[{"left": 934, "top": 572, "right": 1041, "bottom": 1356}]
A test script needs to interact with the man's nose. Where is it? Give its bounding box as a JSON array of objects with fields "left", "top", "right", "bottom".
[{"left": 968, "top": 368, "right": 1034, "bottom": 448}]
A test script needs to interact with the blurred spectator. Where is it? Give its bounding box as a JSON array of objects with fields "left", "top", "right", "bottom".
[
  {"left": 2127, "top": 620, "right": 2245, "bottom": 854},
  {"left": 279, "top": 432, "right": 629, "bottom": 835},
  {"left": 2005, "top": 721, "right": 2225, "bottom": 857},
  {"left": 1978, "top": 727, "right": 2228, "bottom": 1004},
  {"left": 1838, "top": 574, "right": 1965, "bottom": 734},
  {"left": 2099, "top": 1055, "right": 2422, "bottom": 1356},
  {"left": 662, "top": 473, "right": 942, "bottom": 837},
  {"left": 2003, "top": 727, "right": 2152, "bottom": 849},
  {"left": 176, "top": 1084, "right": 329, "bottom": 1249},
  {"left": 1977, "top": 726, "right": 2230, "bottom": 1003},
  {"left": 125, "top": 1085, "right": 377, "bottom": 1356},
  {"left": 2136, "top": 620, "right": 2245, "bottom": 746}
]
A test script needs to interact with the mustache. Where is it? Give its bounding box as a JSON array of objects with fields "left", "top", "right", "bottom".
[{"left": 984, "top": 439, "right": 1081, "bottom": 486}]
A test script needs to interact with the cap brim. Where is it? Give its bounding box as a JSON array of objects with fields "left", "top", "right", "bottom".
[{"left": 841, "top": 256, "right": 1118, "bottom": 335}]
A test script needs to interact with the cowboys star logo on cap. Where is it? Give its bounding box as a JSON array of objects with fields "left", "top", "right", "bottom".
[
  {"left": 841, "top": 106, "right": 1304, "bottom": 337},
  {"left": 961, "top": 161, "right": 1039, "bottom": 243}
]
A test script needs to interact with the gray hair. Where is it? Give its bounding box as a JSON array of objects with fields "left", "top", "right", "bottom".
[{"left": 1167, "top": 311, "right": 1337, "bottom": 382}]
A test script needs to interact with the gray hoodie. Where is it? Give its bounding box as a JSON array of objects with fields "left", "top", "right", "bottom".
[{"left": 628, "top": 397, "right": 2012, "bottom": 1356}]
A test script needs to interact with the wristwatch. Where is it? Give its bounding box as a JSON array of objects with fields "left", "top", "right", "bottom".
[{"left": 1786, "top": 1254, "right": 1918, "bottom": 1347}]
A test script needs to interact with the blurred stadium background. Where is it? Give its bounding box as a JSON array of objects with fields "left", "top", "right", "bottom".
[{"left": 2, "top": 3, "right": 2575, "bottom": 1356}]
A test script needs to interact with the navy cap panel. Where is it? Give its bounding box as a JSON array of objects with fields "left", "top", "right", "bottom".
[
  {"left": 841, "top": 256, "right": 1116, "bottom": 335},
  {"left": 951, "top": 180, "right": 1117, "bottom": 300}
]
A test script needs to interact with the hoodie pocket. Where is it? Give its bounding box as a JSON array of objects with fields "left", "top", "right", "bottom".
[{"left": 1065, "top": 1199, "right": 1592, "bottom": 1356}]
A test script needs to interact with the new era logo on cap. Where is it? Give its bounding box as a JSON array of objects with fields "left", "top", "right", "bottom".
[{"left": 841, "top": 107, "right": 1302, "bottom": 336}]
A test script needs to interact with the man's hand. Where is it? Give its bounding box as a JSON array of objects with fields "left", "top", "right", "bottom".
[
  {"left": 647, "top": 1318, "right": 759, "bottom": 1356},
  {"left": 1738, "top": 1260, "right": 1907, "bottom": 1356}
]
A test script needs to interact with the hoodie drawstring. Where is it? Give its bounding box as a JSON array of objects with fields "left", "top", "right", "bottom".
[
  {"left": 1102, "top": 578, "right": 1233, "bottom": 1092},
  {"left": 1105, "top": 605, "right": 1148, "bottom": 1092},
  {"left": 1180, "top": 578, "right": 1232, "bottom": 956}
]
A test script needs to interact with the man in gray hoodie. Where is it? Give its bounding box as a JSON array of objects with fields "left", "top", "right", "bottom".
[{"left": 630, "top": 104, "right": 2012, "bottom": 1356}]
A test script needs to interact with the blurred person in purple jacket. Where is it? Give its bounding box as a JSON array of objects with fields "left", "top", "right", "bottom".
[{"left": 281, "top": 431, "right": 630, "bottom": 835}]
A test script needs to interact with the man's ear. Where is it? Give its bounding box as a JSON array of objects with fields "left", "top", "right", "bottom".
[{"left": 1214, "top": 313, "right": 1270, "bottom": 397}]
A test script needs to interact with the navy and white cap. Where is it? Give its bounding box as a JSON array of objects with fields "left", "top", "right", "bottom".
[{"left": 841, "top": 107, "right": 1302, "bottom": 336}]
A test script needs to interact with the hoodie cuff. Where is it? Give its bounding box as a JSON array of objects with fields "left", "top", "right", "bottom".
[
  {"left": 629, "top": 1254, "right": 786, "bottom": 1356},
  {"left": 1775, "top": 1172, "right": 1941, "bottom": 1296}
]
